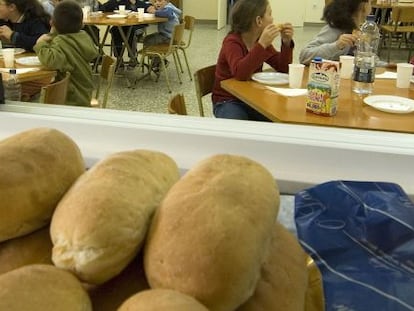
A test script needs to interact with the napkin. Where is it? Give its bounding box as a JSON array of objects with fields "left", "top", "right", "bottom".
[
  {"left": 375, "top": 71, "right": 397, "bottom": 79},
  {"left": 265, "top": 86, "right": 308, "bottom": 97},
  {"left": 0, "top": 68, "right": 40, "bottom": 74}
]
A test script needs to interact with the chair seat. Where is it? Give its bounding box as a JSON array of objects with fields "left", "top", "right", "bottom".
[
  {"left": 381, "top": 25, "right": 414, "bottom": 33},
  {"left": 144, "top": 44, "right": 170, "bottom": 54}
]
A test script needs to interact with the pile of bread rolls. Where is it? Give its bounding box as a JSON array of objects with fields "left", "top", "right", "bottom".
[{"left": 0, "top": 128, "right": 324, "bottom": 311}]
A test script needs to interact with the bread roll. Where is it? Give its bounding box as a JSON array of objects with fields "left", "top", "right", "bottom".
[
  {"left": 0, "top": 226, "right": 52, "bottom": 275},
  {"left": 89, "top": 253, "right": 150, "bottom": 311},
  {"left": 237, "top": 222, "right": 309, "bottom": 311},
  {"left": 0, "top": 128, "right": 85, "bottom": 242},
  {"left": 118, "top": 289, "right": 209, "bottom": 311},
  {"left": 144, "top": 154, "right": 280, "bottom": 311},
  {"left": 0, "top": 264, "right": 92, "bottom": 311},
  {"left": 51, "top": 150, "right": 180, "bottom": 284}
]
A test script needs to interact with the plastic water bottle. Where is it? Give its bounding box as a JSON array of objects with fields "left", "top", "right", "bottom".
[
  {"left": 4, "top": 69, "right": 22, "bottom": 101},
  {"left": 352, "top": 15, "right": 380, "bottom": 95}
]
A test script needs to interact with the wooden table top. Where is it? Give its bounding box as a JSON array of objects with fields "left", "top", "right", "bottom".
[
  {"left": 221, "top": 68, "right": 414, "bottom": 133},
  {"left": 372, "top": 2, "right": 414, "bottom": 8},
  {"left": 83, "top": 12, "right": 167, "bottom": 26},
  {"left": 1, "top": 52, "right": 56, "bottom": 83}
]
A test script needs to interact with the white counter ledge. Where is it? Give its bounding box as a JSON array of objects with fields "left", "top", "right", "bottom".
[{"left": 1, "top": 102, "right": 413, "bottom": 198}]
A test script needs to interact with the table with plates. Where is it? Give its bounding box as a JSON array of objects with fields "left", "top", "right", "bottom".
[
  {"left": 220, "top": 67, "right": 414, "bottom": 133},
  {"left": 0, "top": 50, "right": 56, "bottom": 83},
  {"left": 83, "top": 12, "right": 167, "bottom": 70}
]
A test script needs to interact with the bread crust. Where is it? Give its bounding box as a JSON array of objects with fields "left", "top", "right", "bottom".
[
  {"left": 0, "top": 264, "right": 92, "bottom": 311},
  {"left": 0, "top": 128, "right": 85, "bottom": 242},
  {"left": 144, "top": 154, "right": 280, "bottom": 311},
  {"left": 118, "top": 289, "right": 209, "bottom": 311},
  {"left": 0, "top": 226, "right": 52, "bottom": 275},
  {"left": 51, "top": 150, "right": 180, "bottom": 284},
  {"left": 237, "top": 222, "right": 309, "bottom": 311}
]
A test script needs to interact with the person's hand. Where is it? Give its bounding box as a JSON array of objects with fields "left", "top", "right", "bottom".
[
  {"left": 280, "top": 23, "right": 293, "bottom": 46},
  {"left": 336, "top": 34, "right": 357, "bottom": 50},
  {"left": 147, "top": 6, "right": 155, "bottom": 13},
  {"left": 258, "top": 24, "right": 280, "bottom": 49},
  {"left": 36, "top": 34, "right": 52, "bottom": 44},
  {"left": 0, "top": 25, "right": 13, "bottom": 41}
]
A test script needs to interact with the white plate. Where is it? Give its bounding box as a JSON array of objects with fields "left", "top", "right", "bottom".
[
  {"left": 107, "top": 14, "right": 127, "bottom": 19},
  {"left": 363, "top": 95, "right": 414, "bottom": 114},
  {"left": 0, "top": 48, "right": 25, "bottom": 56},
  {"left": 143, "top": 13, "right": 155, "bottom": 19},
  {"left": 114, "top": 9, "right": 131, "bottom": 14},
  {"left": 251, "top": 72, "right": 289, "bottom": 85},
  {"left": 15, "top": 56, "right": 41, "bottom": 66}
]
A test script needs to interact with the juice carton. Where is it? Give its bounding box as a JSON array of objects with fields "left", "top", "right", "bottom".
[{"left": 306, "top": 58, "right": 340, "bottom": 116}]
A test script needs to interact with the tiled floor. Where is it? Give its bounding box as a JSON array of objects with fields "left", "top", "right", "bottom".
[{"left": 104, "top": 22, "right": 410, "bottom": 117}]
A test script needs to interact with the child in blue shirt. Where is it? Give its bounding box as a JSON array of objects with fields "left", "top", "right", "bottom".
[{"left": 145, "top": 0, "right": 181, "bottom": 73}]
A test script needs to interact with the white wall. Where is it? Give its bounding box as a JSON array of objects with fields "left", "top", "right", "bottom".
[{"left": 183, "top": 0, "right": 325, "bottom": 26}]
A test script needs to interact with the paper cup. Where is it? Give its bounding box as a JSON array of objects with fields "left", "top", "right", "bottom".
[
  {"left": 396, "top": 63, "right": 414, "bottom": 88},
  {"left": 137, "top": 8, "right": 144, "bottom": 19},
  {"left": 118, "top": 5, "right": 125, "bottom": 12},
  {"left": 2, "top": 48, "right": 15, "bottom": 68},
  {"left": 339, "top": 55, "right": 354, "bottom": 79},
  {"left": 288, "top": 64, "right": 305, "bottom": 88},
  {"left": 82, "top": 6, "right": 90, "bottom": 20}
]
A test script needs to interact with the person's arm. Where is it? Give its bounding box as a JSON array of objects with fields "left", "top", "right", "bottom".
[
  {"left": 34, "top": 37, "right": 72, "bottom": 71},
  {"left": 265, "top": 41, "right": 294, "bottom": 73},
  {"left": 154, "top": 6, "right": 175, "bottom": 19},
  {"left": 299, "top": 25, "right": 346, "bottom": 65},
  {"left": 223, "top": 35, "right": 274, "bottom": 80}
]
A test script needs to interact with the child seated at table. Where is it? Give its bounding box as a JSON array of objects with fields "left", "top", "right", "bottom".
[
  {"left": 101, "top": 0, "right": 151, "bottom": 68},
  {"left": 212, "top": 0, "right": 294, "bottom": 121},
  {"left": 299, "top": 0, "right": 371, "bottom": 65},
  {"left": 145, "top": 0, "right": 181, "bottom": 73},
  {"left": 34, "top": 0, "right": 99, "bottom": 107}
]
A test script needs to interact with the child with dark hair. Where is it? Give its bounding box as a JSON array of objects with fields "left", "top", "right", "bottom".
[
  {"left": 0, "top": 0, "right": 50, "bottom": 51},
  {"left": 212, "top": 0, "right": 294, "bottom": 121},
  {"left": 299, "top": 0, "right": 371, "bottom": 65},
  {"left": 34, "top": 0, "right": 99, "bottom": 107}
]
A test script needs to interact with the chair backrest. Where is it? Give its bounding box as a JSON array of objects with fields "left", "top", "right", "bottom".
[
  {"left": 39, "top": 72, "right": 71, "bottom": 105},
  {"left": 181, "top": 16, "right": 196, "bottom": 49},
  {"left": 171, "top": 22, "right": 185, "bottom": 48},
  {"left": 193, "top": 64, "right": 216, "bottom": 117},
  {"left": 94, "top": 55, "right": 116, "bottom": 108},
  {"left": 391, "top": 6, "right": 414, "bottom": 24},
  {"left": 168, "top": 93, "right": 187, "bottom": 115}
]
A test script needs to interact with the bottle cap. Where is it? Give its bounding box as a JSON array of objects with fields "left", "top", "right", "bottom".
[
  {"left": 9, "top": 69, "right": 17, "bottom": 74},
  {"left": 366, "top": 15, "right": 376, "bottom": 22},
  {"left": 313, "top": 57, "right": 323, "bottom": 62}
]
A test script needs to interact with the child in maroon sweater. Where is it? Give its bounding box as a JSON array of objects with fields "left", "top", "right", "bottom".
[{"left": 212, "top": 0, "right": 294, "bottom": 121}]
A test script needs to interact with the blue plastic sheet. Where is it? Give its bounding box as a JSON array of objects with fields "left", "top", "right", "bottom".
[{"left": 294, "top": 181, "right": 414, "bottom": 311}]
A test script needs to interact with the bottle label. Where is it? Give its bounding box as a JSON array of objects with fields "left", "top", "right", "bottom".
[{"left": 353, "top": 66, "right": 374, "bottom": 83}]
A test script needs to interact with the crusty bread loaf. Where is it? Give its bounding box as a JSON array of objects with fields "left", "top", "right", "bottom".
[
  {"left": 144, "top": 154, "right": 280, "bottom": 311},
  {"left": 237, "top": 222, "right": 309, "bottom": 311},
  {"left": 0, "top": 226, "right": 52, "bottom": 275},
  {"left": 51, "top": 150, "right": 180, "bottom": 284},
  {"left": 118, "top": 289, "right": 209, "bottom": 311},
  {"left": 89, "top": 253, "right": 150, "bottom": 311},
  {"left": 0, "top": 128, "right": 85, "bottom": 242},
  {"left": 0, "top": 264, "right": 92, "bottom": 311}
]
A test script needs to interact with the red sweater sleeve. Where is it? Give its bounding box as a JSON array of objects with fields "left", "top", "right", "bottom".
[{"left": 212, "top": 33, "right": 294, "bottom": 104}]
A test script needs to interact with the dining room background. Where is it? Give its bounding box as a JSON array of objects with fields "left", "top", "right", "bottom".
[{"left": 101, "top": 20, "right": 410, "bottom": 117}]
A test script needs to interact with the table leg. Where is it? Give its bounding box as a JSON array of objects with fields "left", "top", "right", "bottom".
[{"left": 115, "top": 26, "right": 134, "bottom": 72}]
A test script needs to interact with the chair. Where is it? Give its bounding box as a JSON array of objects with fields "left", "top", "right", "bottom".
[
  {"left": 168, "top": 93, "right": 187, "bottom": 115},
  {"left": 91, "top": 55, "right": 116, "bottom": 108},
  {"left": 193, "top": 64, "right": 216, "bottom": 117},
  {"left": 175, "top": 15, "right": 196, "bottom": 80},
  {"left": 139, "top": 22, "right": 185, "bottom": 93},
  {"left": 39, "top": 72, "right": 71, "bottom": 105},
  {"left": 380, "top": 6, "right": 414, "bottom": 62}
]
